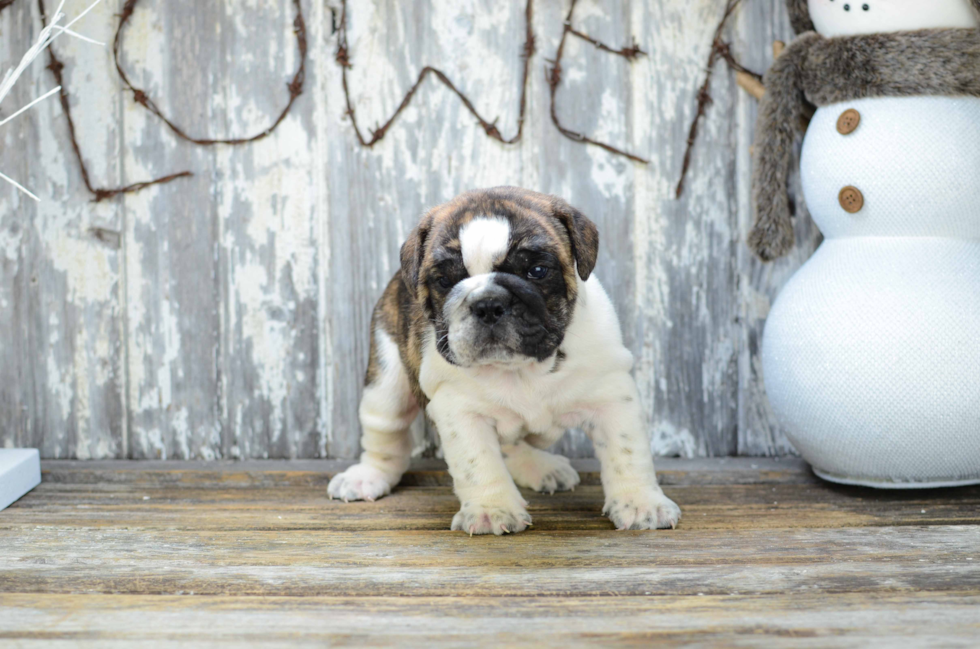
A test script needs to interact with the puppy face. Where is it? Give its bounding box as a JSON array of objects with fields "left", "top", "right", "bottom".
[{"left": 400, "top": 187, "right": 599, "bottom": 368}]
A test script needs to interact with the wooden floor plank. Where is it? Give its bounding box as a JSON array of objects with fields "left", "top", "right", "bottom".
[
  {"left": 5, "top": 525, "right": 977, "bottom": 568},
  {"left": 5, "top": 482, "right": 978, "bottom": 531},
  {"left": 2, "top": 592, "right": 979, "bottom": 648},
  {"left": 2, "top": 459, "right": 978, "bottom": 647},
  {"left": 1, "top": 543, "right": 977, "bottom": 598},
  {"left": 8, "top": 459, "right": 980, "bottom": 533},
  {"left": 0, "top": 526, "right": 978, "bottom": 597},
  {"left": 36, "top": 458, "right": 819, "bottom": 487}
]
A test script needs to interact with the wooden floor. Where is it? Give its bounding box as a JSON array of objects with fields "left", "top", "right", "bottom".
[{"left": 1, "top": 458, "right": 979, "bottom": 647}]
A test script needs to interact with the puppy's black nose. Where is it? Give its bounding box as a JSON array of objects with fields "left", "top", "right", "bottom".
[{"left": 472, "top": 298, "right": 509, "bottom": 325}]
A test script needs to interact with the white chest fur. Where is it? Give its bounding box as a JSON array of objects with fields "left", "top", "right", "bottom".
[{"left": 419, "top": 275, "right": 635, "bottom": 444}]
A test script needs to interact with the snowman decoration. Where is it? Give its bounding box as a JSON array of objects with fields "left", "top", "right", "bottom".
[{"left": 749, "top": 0, "right": 980, "bottom": 486}]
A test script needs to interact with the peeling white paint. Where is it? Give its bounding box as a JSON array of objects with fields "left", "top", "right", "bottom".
[
  {"left": 0, "top": 0, "right": 126, "bottom": 460},
  {"left": 48, "top": 234, "right": 116, "bottom": 305},
  {"left": 0, "top": 225, "right": 21, "bottom": 262},
  {"left": 134, "top": 426, "right": 167, "bottom": 460},
  {"left": 72, "top": 324, "right": 92, "bottom": 459},
  {"left": 46, "top": 351, "right": 73, "bottom": 427},
  {"left": 2, "top": 0, "right": 800, "bottom": 459},
  {"left": 651, "top": 421, "right": 699, "bottom": 458}
]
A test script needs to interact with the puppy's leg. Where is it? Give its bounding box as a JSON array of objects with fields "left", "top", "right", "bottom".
[
  {"left": 502, "top": 439, "right": 580, "bottom": 494},
  {"left": 428, "top": 397, "right": 530, "bottom": 535},
  {"left": 586, "top": 380, "right": 681, "bottom": 530},
  {"left": 328, "top": 329, "right": 417, "bottom": 502}
]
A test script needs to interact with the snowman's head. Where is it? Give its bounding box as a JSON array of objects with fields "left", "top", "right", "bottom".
[{"left": 793, "top": 0, "right": 979, "bottom": 36}]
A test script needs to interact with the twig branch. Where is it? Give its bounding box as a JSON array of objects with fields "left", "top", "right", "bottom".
[
  {"left": 0, "top": 84, "right": 60, "bottom": 127},
  {"left": 675, "top": 0, "right": 764, "bottom": 198},
  {"left": 335, "top": 0, "right": 535, "bottom": 147},
  {"left": 38, "top": 0, "right": 191, "bottom": 202},
  {"left": 736, "top": 71, "right": 765, "bottom": 99},
  {"left": 546, "top": 0, "right": 649, "bottom": 164},
  {"left": 113, "top": 0, "right": 307, "bottom": 146},
  {"left": 567, "top": 28, "right": 645, "bottom": 61},
  {"left": 0, "top": 0, "right": 104, "bottom": 201},
  {"left": 735, "top": 40, "right": 784, "bottom": 99}
]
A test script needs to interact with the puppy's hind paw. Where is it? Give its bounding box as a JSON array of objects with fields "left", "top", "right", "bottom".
[
  {"left": 604, "top": 489, "right": 681, "bottom": 531},
  {"left": 504, "top": 446, "right": 580, "bottom": 494},
  {"left": 327, "top": 463, "right": 394, "bottom": 502}
]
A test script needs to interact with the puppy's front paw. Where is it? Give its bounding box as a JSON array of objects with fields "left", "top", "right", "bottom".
[
  {"left": 603, "top": 489, "right": 681, "bottom": 530},
  {"left": 451, "top": 497, "right": 531, "bottom": 536},
  {"left": 506, "top": 449, "right": 580, "bottom": 494},
  {"left": 327, "top": 463, "right": 393, "bottom": 502}
]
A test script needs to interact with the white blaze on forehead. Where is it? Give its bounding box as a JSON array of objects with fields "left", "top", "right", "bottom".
[{"left": 459, "top": 217, "right": 511, "bottom": 276}]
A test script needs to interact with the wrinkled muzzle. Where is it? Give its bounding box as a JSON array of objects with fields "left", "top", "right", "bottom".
[{"left": 438, "top": 273, "right": 564, "bottom": 367}]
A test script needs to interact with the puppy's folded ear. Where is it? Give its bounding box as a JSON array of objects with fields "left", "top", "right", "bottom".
[
  {"left": 400, "top": 212, "right": 433, "bottom": 299},
  {"left": 550, "top": 198, "right": 599, "bottom": 281}
]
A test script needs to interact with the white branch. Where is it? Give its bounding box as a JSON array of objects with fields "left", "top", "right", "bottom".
[
  {"left": 51, "top": 26, "right": 105, "bottom": 47},
  {"left": 0, "top": 85, "right": 61, "bottom": 128},
  {"left": 0, "top": 0, "right": 104, "bottom": 202},
  {"left": 0, "top": 171, "right": 41, "bottom": 203}
]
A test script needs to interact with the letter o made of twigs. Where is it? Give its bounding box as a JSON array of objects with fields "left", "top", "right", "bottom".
[{"left": 112, "top": 0, "right": 307, "bottom": 146}]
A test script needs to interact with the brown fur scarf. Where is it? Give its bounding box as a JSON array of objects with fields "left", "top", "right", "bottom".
[{"left": 749, "top": 27, "right": 980, "bottom": 261}]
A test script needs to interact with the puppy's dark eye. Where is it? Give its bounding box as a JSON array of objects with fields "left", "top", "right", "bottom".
[
  {"left": 436, "top": 276, "right": 453, "bottom": 290},
  {"left": 527, "top": 265, "right": 549, "bottom": 280}
]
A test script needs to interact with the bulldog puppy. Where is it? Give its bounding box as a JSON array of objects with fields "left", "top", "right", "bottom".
[{"left": 328, "top": 187, "right": 681, "bottom": 535}]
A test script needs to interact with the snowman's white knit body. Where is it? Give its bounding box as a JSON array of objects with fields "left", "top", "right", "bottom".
[{"left": 761, "top": 1, "right": 980, "bottom": 487}]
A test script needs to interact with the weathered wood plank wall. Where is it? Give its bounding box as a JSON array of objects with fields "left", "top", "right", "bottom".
[{"left": 0, "top": 0, "right": 816, "bottom": 459}]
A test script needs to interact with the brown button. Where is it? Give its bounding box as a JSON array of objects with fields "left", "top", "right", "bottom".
[
  {"left": 839, "top": 186, "right": 864, "bottom": 213},
  {"left": 837, "top": 109, "right": 861, "bottom": 135}
]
